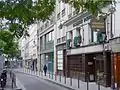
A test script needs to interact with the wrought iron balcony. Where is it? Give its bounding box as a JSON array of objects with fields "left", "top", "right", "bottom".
[
  {"left": 66, "top": 39, "right": 72, "bottom": 49},
  {"left": 97, "top": 32, "right": 106, "bottom": 43},
  {"left": 74, "top": 36, "right": 82, "bottom": 47}
]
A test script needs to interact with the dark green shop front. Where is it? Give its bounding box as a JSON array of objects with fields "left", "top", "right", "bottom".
[{"left": 45, "top": 52, "right": 54, "bottom": 73}]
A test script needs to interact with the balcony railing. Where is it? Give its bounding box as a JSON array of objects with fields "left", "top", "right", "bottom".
[
  {"left": 66, "top": 36, "right": 82, "bottom": 49},
  {"left": 57, "top": 36, "right": 66, "bottom": 44},
  {"left": 97, "top": 32, "right": 106, "bottom": 43},
  {"left": 66, "top": 39, "right": 72, "bottom": 49},
  {"left": 74, "top": 36, "right": 82, "bottom": 47}
]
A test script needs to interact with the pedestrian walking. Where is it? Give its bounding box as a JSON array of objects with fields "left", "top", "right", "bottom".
[
  {"left": 43, "top": 65, "right": 47, "bottom": 76},
  {"left": 0, "top": 72, "right": 7, "bottom": 89}
]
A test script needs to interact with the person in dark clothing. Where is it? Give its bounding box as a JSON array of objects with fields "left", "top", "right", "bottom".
[
  {"left": 0, "top": 72, "right": 7, "bottom": 89},
  {"left": 43, "top": 65, "right": 47, "bottom": 76}
]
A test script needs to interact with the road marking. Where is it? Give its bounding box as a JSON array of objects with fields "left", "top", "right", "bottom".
[{"left": 16, "top": 77, "right": 26, "bottom": 90}]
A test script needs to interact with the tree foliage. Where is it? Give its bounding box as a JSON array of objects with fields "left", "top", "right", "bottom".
[
  {"left": 0, "top": 30, "right": 19, "bottom": 58},
  {"left": 0, "top": 0, "right": 55, "bottom": 38},
  {"left": 0, "top": 0, "right": 55, "bottom": 57},
  {"left": 62, "top": 0, "right": 115, "bottom": 16}
]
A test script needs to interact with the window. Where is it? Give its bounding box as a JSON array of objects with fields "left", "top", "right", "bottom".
[
  {"left": 45, "top": 33, "right": 49, "bottom": 42},
  {"left": 51, "top": 30, "right": 54, "bottom": 40},
  {"left": 57, "top": 50, "right": 63, "bottom": 70},
  {"left": 69, "top": 31, "right": 73, "bottom": 39},
  {"left": 46, "top": 31, "right": 54, "bottom": 42},
  {"left": 91, "top": 29, "right": 106, "bottom": 43},
  {"left": 57, "top": 13, "right": 60, "bottom": 20},
  {"left": 62, "top": 8, "right": 65, "bottom": 17},
  {"left": 62, "top": 36, "right": 66, "bottom": 42},
  {"left": 57, "top": 38, "right": 61, "bottom": 43},
  {"left": 40, "top": 37, "right": 43, "bottom": 51},
  {"left": 76, "top": 27, "right": 81, "bottom": 36},
  {"left": 49, "top": 32, "right": 52, "bottom": 41},
  {"left": 91, "top": 17, "right": 106, "bottom": 43}
]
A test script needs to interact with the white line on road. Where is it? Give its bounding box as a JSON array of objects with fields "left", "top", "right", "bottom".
[{"left": 16, "top": 77, "right": 26, "bottom": 90}]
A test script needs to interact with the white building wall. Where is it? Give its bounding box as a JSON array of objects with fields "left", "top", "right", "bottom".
[
  {"left": 83, "top": 24, "right": 89, "bottom": 45},
  {"left": 19, "top": 24, "right": 37, "bottom": 68},
  {"left": 114, "top": 1, "right": 120, "bottom": 37},
  {"left": 28, "top": 24, "right": 37, "bottom": 60}
]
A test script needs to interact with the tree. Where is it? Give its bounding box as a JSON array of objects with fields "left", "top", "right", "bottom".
[
  {"left": 62, "top": 0, "right": 115, "bottom": 17},
  {"left": 0, "top": 0, "right": 55, "bottom": 38},
  {"left": 0, "top": 30, "right": 19, "bottom": 59}
]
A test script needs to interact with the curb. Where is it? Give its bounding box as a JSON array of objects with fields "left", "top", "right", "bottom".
[
  {"left": 43, "top": 78, "right": 75, "bottom": 90},
  {"left": 15, "top": 70, "right": 76, "bottom": 90}
]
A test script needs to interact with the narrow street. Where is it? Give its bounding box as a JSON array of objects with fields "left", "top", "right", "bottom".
[{"left": 16, "top": 72, "right": 69, "bottom": 90}]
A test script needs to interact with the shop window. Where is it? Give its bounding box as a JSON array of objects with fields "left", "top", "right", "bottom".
[{"left": 57, "top": 50, "right": 63, "bottom": 70}]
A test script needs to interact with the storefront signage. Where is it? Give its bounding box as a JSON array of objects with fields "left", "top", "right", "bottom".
[{"left": 91, "top": 17, "right": 105, "bottom": 29}]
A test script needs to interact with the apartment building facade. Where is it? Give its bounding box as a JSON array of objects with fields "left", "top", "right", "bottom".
[
  {"left": 23, "top": 24, "right": 37, "bottom": 71},
  {"left": 55, "top": 0, "right": 68, "bottom": 75},
  {"left": 20, "top": 0, "right": 120, "bottom": 87},
  {"left": 37, "top": 13, "right": 55, "bottom": 73},
  {"left": 63, "top": 0, "right": 120, "bottom": 87}
]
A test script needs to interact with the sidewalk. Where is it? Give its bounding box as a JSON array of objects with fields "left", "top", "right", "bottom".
[
  {"left": 0, "top": 73, "right": 13, "bottom": 90},
  {"left": 15, "top": 68, "right": 113, "bottom": 90}
]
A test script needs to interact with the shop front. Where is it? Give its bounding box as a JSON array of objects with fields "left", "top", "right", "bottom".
[
  {"left": 66, "top": 47, "right": 112, "bottom": 86},
  {"left": 45, "top": 52, "right": 54, "bottom": 73}
]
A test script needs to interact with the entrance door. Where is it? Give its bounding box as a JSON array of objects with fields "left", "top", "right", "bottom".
[{"left": 86, "top": 54, "right": 95, "bottom": 82}]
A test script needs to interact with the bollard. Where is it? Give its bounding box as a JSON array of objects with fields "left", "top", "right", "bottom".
[
  {"left": 35, "top": 71, "right": 37, "bottom": 76},
  {"left": 55, "top": 73, "right": 57, "bottom": 81},
  {"left": 49, "top": 72, "right": 50, "bottom": 78},
  {"left": 98, "top": 76, "right": 100, "bottom": 90},
  {"left": 64, "top": 74, "right": 66, "bottom": 84},
  {"left": 52, "top": 72, "right": 53, "bottom": 79},
  {"left": 78, "top": 76, "right": 80, "bottom": 88},
  {"left": 34, "top": 70, "right": 35, "bottom": 75},
  {"left": 59, "top": 73, "right": 61, "bottom": 82},
  {"left": 70, "top": 76, "right": 72, "bottom": 86},
  {"left": 87, "top": 72, "right": 89, "bottom": 90},
  {"left": 41, "top": 71, "right": 42, "bottom": 76},
  {"left": 111, "top": 76, "right": 116, "bottom": 90},
  {"left": 14, "top": 74, "right": 16, "bottom": 88},
  {"left": 39, "top": 71, "right": 40, "bottom": 76}
]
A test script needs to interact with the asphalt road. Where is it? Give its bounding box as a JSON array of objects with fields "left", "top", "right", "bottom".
[{"left": 16, "top": 72, "right": 69, "bottom": 90}]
